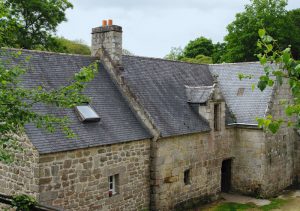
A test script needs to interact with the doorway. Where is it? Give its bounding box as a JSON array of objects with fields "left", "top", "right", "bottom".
[{"left": 221, "top": 159, "right": 232, "bottom": 192}]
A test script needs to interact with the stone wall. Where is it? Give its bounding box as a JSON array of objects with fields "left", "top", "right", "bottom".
[
  {"left": 152, "top": 130, "right": 234, "bottom": 211},
  {"left": 38, "top": 139, "right": 150, "bottom": 211},
  {"left": 91, "top": 25, "right": 123, "bottom": 65},
  {"left": 232, "top": 79, "right": 299, "bottom": 197},
  {"left": 0, "top": 134, "right": 39, "bottom": 196},
  {"left": 0, "top": 134, "right": 40, "bottom": 209},
  {"left": 151, "top": 98, "right": 235, "bottom": 210},
  {"left": 231, "top": 128, "right": 265, "bottom": 196},
  {"left": 295, "top": 132, "right": 300, "bottom": 184},
  {"left": 262, "top": 80, "right": 297, "bottom": 196}
]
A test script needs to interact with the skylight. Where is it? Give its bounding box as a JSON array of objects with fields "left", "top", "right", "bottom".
[
  {"left": 237, "top": 88, "right": 245, "bottom": 96},
  {"left": 75, "top": 105, "right": 100, "bottom": 123}
]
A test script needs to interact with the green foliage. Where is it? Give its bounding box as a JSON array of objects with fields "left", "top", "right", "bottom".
[
  {"left": 212, "top": 202, "right": 255, "bottom": 211},
  {"left": 164, "top": 47, "right": 183, "bottom": 61},
  {"left": 0, "top": 50, "right": 98, "bottom": 163},
  {"left": 180, "top": 54, "right": 213, "bottom": 64},
  {"left": 52, "top": 37, "right": 91, "bottom": 55},
  {"left": 165, "top": 41, "right": 225, "bottom": 64},
  {"left": 11, "top": 194, "right": 37, "bottom": 211},
  {"left": 0, "top": 0, "right": 73, "bottom": 50},
  {"left": 122, "top": 49, "right": 134, "bottom": 56},
  {"left": 224, "top": 0, "right": 300, "bottom": 62},
  {"left": 255, "top": 29, "right": 300, "bottom": 133},
  {"left": 212, "top": 42, "right": 226, "bottom": 64},
  {"left": 286, "top": 9, "right": 300, "bottom": 59},
  {"left": 183, "top": 36, "right": 214, "bottom": 58}
]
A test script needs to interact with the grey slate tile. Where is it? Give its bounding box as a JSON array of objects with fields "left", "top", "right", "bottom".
[
  {"left": 209, "top": 62, "right": 273, "bottom": 125},
  {"left": 122, "top": 56, "right": 213, "bottom": 137},
  {"left": 0, "top": 49, "right": 151, "bottom": 154}
]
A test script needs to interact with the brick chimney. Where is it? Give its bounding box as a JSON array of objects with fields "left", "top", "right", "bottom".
[{"left": 91, "top": 19, "right": 122, "bottom": 65}]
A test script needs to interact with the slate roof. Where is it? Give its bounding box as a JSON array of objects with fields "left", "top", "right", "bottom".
[
  {"left": 122, "top": 56, "right": 214, "bottom": 137},
  {"left": 185, "top": 85, "right": 214, "bottom": 103},
  {"left": 0, "top": 47, "right": 275, "bottom": 153},
  {"left": 209, "top": 62, "right": 273, "bottom": 125},
  {"left": 0, "top": 49, "right": 151, "bottom": 154}
]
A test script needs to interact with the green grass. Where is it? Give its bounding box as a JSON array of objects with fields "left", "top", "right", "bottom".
[
  {"left": 260, "top": 198, "right": 288, "bottom": 211},
  {"left": 213, "top": 202, "right": 256, "bottom": 211}
]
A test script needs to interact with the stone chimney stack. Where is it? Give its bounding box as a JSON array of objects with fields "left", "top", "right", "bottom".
[{"left": 91, "top": 19, "right": 122, "bottom": 65}]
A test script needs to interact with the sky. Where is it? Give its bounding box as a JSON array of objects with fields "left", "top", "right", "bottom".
[{"left": 57, "top": 0, "right": 299, "bottom": 58}]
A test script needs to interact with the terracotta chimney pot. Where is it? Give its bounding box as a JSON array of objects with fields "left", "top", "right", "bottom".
[
  {"left": 102, "top": 20, "right": 107, "bottom": 27},
  {"left": 108, "top": 19, "right": 113, "bottom": 26}
]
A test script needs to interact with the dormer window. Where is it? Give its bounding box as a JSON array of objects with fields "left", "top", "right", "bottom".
[{"left": 75, "top": 105, "right": 100, "bottom": 123}]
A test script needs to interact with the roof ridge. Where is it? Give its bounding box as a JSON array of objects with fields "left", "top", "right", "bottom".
[
  {"left": 1, "top": 47, "right": 97, "bottom": 58},
  {"left": 208, "top": 61, "right": 260, "bottom": 66},
  {"left": 123, "top": 55, "right": 261, "bottom": 66},
  {"left": 123, "top": 54, "right": 209, "bottom": 66}
]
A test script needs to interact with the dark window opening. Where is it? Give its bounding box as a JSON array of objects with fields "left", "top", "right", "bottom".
[
  {"left": 214, "top": 104, "right": 221, "bottom": 131},
  {"left": 221, "top": 159, "right": 232, "bottom": 192},
  {"left": 184, "top": 169, "right": 190, "bottom": 185}
]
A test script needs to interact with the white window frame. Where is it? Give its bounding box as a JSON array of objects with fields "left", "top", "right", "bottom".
[{"left": 108, "top": 175, "right": 117, "bottom": 197}]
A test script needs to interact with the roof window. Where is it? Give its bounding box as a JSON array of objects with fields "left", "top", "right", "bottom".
[
  {"left": 75, "top": 105, "right": 100, "bottom": 123},
  {"left": 237, "top": 88, "right": 245, "bottom": 96}
]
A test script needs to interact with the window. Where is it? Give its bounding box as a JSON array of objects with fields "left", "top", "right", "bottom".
[
  {"left": 237, "top": 88, "right": 245, "bottom": 96},
  {"left": 184, "top": 169, "right": 190, "bottom": 185},
  {"left": 214, "top": 104, "right": 221, "bottom": 131},
  {"left": 75, "top": 105, "right": 100, "bottom": 122},
  {"left": 108, "top": 174, "right": 119, "bottom": 197}
]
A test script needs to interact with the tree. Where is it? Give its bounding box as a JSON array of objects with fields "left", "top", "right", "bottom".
[
  {"left": 212, "top": 42, "right": 226, "bottom": 64},
  {"left": 180, "top": 55, "right": 213, "bottom": 64},
  {"left": 183, "top": 36, "right": 214, "bottom": 58},
  {"left": 164, "top": 47, "right": 183, "bottom": 61},
  {"left": 224, "top": 0, "right": 296, "bottom": 63},
  {"left": 286, "top": 9, "right": 300, "bottom": 59},
  {"left": 52, "top": 37, "right": 91, "bottom": 55},
  {"left": 0, "top": 0, "right": 73, "bottom": 50},
  {"left": 0, "top": 50, "right": 97, "bottom": 163}
]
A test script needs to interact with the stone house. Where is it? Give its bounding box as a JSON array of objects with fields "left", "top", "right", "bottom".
[{"left": 0, "top": 22, "right": 299, "bottom": 211}]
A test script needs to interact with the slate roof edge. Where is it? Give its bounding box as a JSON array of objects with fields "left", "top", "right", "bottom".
[
  {"left": 123, "top": 55, "right": 262, "bottom": 67},
  {"left": 38, "top": 136, "right": 152, "bottom": 155},
  {"left": 2, "top": 48, "right": 261, "bottom": 67},
  {"left": 1, "top": 47, "right": 98, "bottom": 58},
  {"left": 98, "top": 51, "right": 161, "bottom": 138},
  {"left": 123, "top": 55, "right": 209, "bottom": 66},
  {"left": 264, "top": 81, "right": 278, "bottom": 118},
  {"left": 158, "top": 128, "right": 211, "bottom": 141},
  {"left": 208, "top": 61, "right": 260, "bottom": 66},
  {"left": 226, "top": 123, "right": 261, "bottom": 129}
]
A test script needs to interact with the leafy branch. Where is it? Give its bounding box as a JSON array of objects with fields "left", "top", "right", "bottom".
[{"left": 255, "top": 29, "right": 300, "bottom": 133}]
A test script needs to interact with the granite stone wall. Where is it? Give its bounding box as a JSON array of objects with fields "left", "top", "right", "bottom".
[
  {"left": 91, "top": 25, "right": 123, "bottom": 65},
  {"left": 150, "top": 99, "right": 235, "bottom": 210},
  {"left": 38, "top": 139, "right": 150, "bottom": 211},
  {"left": 0, "top": 134, "right": 40, "bottom": 209},
  {"left": 231, "top": 128, "right": 265, "bottom": 196},
  {"left": 262, "top": 80, "right": 298, "bottom": 196},
  {"left": 232, "top": 80, "right": 298, "bottom": 197}
]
